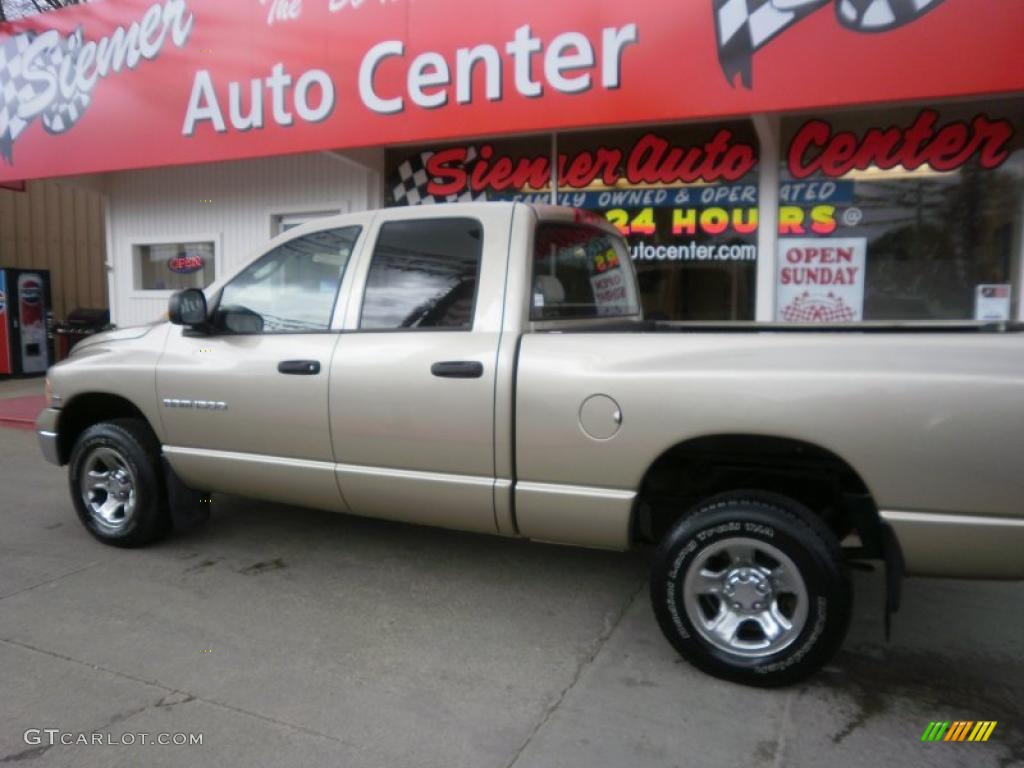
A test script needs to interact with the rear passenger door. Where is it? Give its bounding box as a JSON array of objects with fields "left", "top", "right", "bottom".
[{"left": 329, "top": 207, "right": 509, "bottom": 534}]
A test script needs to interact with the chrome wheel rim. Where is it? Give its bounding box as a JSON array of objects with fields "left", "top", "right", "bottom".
[
  {"left": 683, "top": 536, "right": 809, "bottom": 659},
  {"left": 79, "top": 446, "right": 137, "bottom": 534}
]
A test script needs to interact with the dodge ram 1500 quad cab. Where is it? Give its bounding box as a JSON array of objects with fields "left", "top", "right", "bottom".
[{"left": 38, "top": 203, "right": 1024, "bottom": 686}]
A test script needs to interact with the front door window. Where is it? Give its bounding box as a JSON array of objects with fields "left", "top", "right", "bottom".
[{"left": 216, "top": 226, "right": 360, "bottom": 332}]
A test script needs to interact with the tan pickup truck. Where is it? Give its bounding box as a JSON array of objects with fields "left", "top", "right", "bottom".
[{"left": 37, "top": 202, "right": 1024, "bottom": 686}]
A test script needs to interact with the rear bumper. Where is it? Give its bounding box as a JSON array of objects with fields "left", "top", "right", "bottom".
[
  {"left": 36, "top": 407, "right": 61, "bottom": 466},
  {"left": 881, "top": 510, "right": 1024, "bottom": 579}
]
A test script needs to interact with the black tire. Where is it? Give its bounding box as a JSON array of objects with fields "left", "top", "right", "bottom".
[
  {"left": 68, "top": 418, "right": 171, "bottom": 548},
  {"left": 650, "top": 491, "right": 851, "bottom": 687}
]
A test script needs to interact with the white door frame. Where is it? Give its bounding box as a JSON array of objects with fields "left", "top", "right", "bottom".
[{"left": 753, "top": 113, "right": 781, "bottom": 322}]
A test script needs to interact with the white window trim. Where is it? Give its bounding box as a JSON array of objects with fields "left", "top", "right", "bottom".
[
  {"left": 103, "top": 191, "right": 117, "bottom": 322},
  {"left": 127, "top": 233, "right": 222, "bottom": 299},
  {"left": 753, "top": 113, "right": 781, "bottom": 322},
  {"left": 1016, "top": 193, "right": 1024, "bottom": 321},
  {"left": 265, "top": 202, "right": 348, "bottom": 239}
]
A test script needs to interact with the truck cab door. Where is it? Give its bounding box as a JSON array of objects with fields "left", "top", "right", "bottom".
[
  {"left": 157, "top": 224, "right": 365, "bottom": 512},
  {"left": 328, "top": 207, "right": 510, "bottom": 534}
]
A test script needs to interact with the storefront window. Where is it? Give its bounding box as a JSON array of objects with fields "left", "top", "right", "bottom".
[
  {"left": 557, "top": 123, "right": 759, "bottom": 321},
  {"left": 385, "top": 123, "right": 761, "bottom": 321},
  {"left": 776, "top": 101, "right": 1024, "bottom": 322},
  {"left": 133, "top": 241, "right": 216, "bottom": 291}
]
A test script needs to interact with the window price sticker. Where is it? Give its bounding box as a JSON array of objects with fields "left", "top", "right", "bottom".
[{"left": 974, "top": 285, "right": 1011, "bottom": 321}]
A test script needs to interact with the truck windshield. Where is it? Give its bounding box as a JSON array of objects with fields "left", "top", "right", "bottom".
[{"left": 531, "top": 223, "right": 640, "bottom": 321}]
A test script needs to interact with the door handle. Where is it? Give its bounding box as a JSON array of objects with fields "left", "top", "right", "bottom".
[
  {"left": 278, "top": 360, "right": 321, "bottom": 375},
  {"left": 430, "top": 360, "right": 484, "bottom": 379}
]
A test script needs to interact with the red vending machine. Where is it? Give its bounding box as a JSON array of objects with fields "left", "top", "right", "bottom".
[{"left": 0, "top": 268, "right": 53, "bottom": 377}]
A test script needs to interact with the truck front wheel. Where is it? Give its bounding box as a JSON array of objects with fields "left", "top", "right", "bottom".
[
  {"left": 650, "top": 491, "right": 851, "bottom": 687},
  {"left": 68, "top": 418, "right": 171, "bottom": 548}
]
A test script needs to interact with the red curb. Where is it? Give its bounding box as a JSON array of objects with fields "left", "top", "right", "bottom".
[{"left": 0, "top": 395, "right": 46, "bottom": 431}]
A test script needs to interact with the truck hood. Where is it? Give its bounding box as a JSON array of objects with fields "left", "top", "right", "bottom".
[{"left": 70, "top": 321, "right": 164, "bottom": 354}]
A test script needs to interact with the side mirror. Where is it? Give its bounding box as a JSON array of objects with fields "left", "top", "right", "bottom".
[{"left": 168, "top": 289, "right": 208, "bottom": 327}]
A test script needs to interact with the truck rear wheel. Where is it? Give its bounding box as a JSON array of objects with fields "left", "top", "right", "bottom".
[
  {"left": 68, "top": 418, "right": 171, "bottom": 548},
  {"left": 650, "top": 491, "right": 851, "bottom": 687}
]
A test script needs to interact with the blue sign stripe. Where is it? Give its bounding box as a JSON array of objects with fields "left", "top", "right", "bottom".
[{"left": 495, "top": 181, "right": 854, "bottom": 209}]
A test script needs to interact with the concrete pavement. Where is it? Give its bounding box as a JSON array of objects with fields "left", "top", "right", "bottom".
[
  {"left": 0, "top": 377, "right": 44, "bottom": 400},
  {"left": 0, "top": 423, "right": 1021, "bottom": 767}
]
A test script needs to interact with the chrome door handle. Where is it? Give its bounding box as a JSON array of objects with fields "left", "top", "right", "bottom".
[{"left": 278, "top": 360, "right": 321, "bottom": 375}]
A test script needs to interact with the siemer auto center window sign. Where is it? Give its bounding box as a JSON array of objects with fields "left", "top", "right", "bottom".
[{"left": 386, "top": 105, "right": 1021, "bottom": 322}]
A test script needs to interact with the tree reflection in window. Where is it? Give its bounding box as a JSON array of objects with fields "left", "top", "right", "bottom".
[
  {"left": 360, "top": 219, "right": 483, "bottom": 330},
  {"left": 216, "top": 226, "right": 360, "bottom": 333}
]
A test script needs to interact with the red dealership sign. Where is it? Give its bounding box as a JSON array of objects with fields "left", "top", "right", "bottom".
[{"left": 0, "top": 0, "right": 1022, "bottom": 182}]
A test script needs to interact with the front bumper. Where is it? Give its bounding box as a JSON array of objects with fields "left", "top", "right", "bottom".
[{"left": 36, "top": 407, "right": 61, "bottom": 466}]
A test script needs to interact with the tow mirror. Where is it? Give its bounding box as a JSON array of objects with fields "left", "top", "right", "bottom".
[{"left": 168, "top": 289, "right": 208, "bottom": 327}]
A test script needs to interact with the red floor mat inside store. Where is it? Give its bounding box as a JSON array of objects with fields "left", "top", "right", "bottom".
[{"left": 0, "top": 396, "right": 46, "bottom": 430}]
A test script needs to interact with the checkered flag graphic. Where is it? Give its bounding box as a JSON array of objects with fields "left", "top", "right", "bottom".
[
  {"left": 0, "top": 28, "right": 91, "bottom": 165},
  {"left": 781, "top": 292, "right": 857, "bottom": 322},
  {"left": 714, "top": 0, "right": 944, "bottom": 87},
  {"left": 36, "top": 28, "right": 91, "bottom": 135},
  {"left": 835, "top": 0, "right": 944, "bottom": 31},
  {"left": 0, "top": 33, "right": 33, "bottom": 164},
  {"left": 390, "top": 147, "right": 489, "bottom": 206},
  {"left": 714, "top": 0, "right": 827, "bottom": 88}
]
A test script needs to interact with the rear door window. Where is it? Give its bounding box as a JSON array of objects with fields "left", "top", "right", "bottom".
[{"left": 359, "top": 218, "right": 483, "bottom": 330}]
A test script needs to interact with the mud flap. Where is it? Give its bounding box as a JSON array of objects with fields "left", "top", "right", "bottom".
[
  {"left": 844, "top": 492, "right": 904, "bottom": 641},
  {"left": 880, "top": 520, "right": 905, "bottom": 641},
  {"left": 161, "top": 456, "right": 211, "bottom": 531}
]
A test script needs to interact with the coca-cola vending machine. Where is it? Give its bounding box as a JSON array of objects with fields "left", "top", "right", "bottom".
[{"left": 0, "top": 268, "right": 53, "bottom": 377}]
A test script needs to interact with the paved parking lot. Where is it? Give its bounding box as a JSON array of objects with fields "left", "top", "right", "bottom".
[{"left": 1, "top": 416, "right": 1022, "bottom": 767}]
